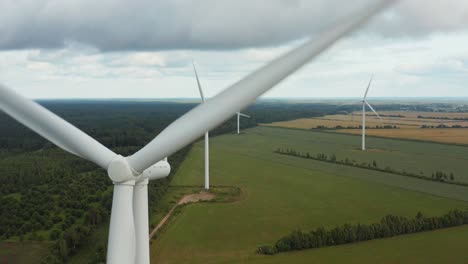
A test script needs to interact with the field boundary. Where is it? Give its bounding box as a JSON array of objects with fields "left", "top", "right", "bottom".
[{"left": 328, "top": 129, "right": 468, "bottom": 147}]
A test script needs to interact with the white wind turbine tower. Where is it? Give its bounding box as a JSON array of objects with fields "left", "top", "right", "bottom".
[
  {"left": 0, "top": 1, "right": 395, "bottom": 263},
  {"left": 236, "top": 112, "right": 250, "bottom": 134},
  {"left": 360, "top": 76, "right": 382, "bottom": 150},
  {"left": 192, "top": 62, "right": 210, "bottom": 190}
]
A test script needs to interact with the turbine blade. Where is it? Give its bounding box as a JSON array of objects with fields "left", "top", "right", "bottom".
[
  {"left": 365, "top": 101, "right": 382, "bottom": 121},
  {"left": 192, "top": 61, "right": 205, "bottom": 102},
  {"left": 0, "top": 84, "right": 117, "bottom": 169},
  {"left": 239, "top": 113, "right": 251, "bottom": 118},
  {"left": 127, "top": 0, "right": 396, "bottom": 173},
  {"left": 363, "top": 75, "right": 373, "bottom": 100}
]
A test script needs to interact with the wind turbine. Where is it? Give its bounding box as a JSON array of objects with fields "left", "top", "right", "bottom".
[
  {"left": 359, "top": 76, "right": 382, "bottom": 150},
  {"left": 0, "top": 1, "right": 395, "bottom": 263},
  {"left": 236, "top": 112, "right": 250, "bottom": 134},
  {"left": 192, "top": 61, "right": 210, "bottom": 190}
]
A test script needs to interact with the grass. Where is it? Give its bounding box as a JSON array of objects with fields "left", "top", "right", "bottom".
[
  {"left": 0, "top": 241, "right": 51, "bottom": 264},
  {"left": 256, "top": 126, "right": 468, "bottom": 184},
  {"left": 151, "top": 126, "right": 468, "bottom": 263}
]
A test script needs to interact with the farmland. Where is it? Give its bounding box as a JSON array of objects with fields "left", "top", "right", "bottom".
[
  {"left": 335, "top": 128, "right": 468, "bottom": 145},
  {"left": 377, "top": 111, "right": 468, "bottom": 119},
  {"left": 265, "top": 113, "right": 468, "bottom": 129},
  {"left": 264, "top": 111, "right": 468, "bottom": 145},
  {"left": 151, "top": 126, "right": 468, "bottom": 263}
]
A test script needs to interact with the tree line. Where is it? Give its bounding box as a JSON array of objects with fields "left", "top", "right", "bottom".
[
  {"left": 275, "top": 148, "right": 461, "bottom": 186},
  {"left": 418, "top": 115, "right": 468, "bottom": 121},
  {"left": 258, "top": 209, "right": 468, "bottom": 255},
  {"left": 421, "top": 124, "right": 468, "bottom": 128},
  {"left": 314, "top": 125, "right": 398, "bottom": 130}
]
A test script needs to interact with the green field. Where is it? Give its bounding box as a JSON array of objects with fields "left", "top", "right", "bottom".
[
  {"left": 249, "top": 226, "right": 468, "bottom": 264},
  {"left": 263, "top": 126, "right": 468, "bottom": 183},
  {"left": 151, "top": 126, "right": 468, "bottom": 263},
  {"left": 0, "top": 241, "right": 51, "bottom": 264}
]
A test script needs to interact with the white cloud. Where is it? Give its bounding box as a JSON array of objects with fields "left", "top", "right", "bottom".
[
  {"left": 1, "top": 0, "right": 467, "bottom": 51},
  {"left": 1, "top": 1, "right": 468, "bottom": 99}
]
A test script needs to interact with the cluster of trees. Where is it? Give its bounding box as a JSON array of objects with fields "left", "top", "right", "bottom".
[
  {"left": 370, "top": 114, "right": 405, "bottom": 118},
  {"left": 275, "top": 148, "right": 459, "bottom": 185},
  {"left": 432, "top": 171, "right": 455, "bottom": 182},
  {"left": 0, "top": 164, "right": 110, "bottom": 240},
  {"left": 258, "top": 210, "right": 468, "bottom": 255}
]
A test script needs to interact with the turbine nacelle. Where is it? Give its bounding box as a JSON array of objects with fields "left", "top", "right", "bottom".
[{"left": 142, "top": 159, "right": 171, "bottom": 181}]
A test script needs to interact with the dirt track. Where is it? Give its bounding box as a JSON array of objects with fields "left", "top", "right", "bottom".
[{"left": 149, "top": 192, "right": 215, "bottom": 239}]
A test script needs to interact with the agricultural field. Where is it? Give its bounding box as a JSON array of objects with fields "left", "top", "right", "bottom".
[
  {"left": 264, "top": 111, "right": 468, "bottom": 145},
  {"left": 335, "top": 128, "right": 468, "bottom": 145},
  {"left": 249, "top": 225, "right": 468, "bottom": 264},
  {"left": 151, "top": 126, "right": 468, "bottom": 263},
  {"left": 265, "top": 113, "right": 468, "bottom": 129},
  {"left": 377, "top": 111, "right": 468, "bottom": 119}
]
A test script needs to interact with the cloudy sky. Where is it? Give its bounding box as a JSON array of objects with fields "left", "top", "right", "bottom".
[{"left": 1, "top": 0, "right": 467, "bottom": 99}]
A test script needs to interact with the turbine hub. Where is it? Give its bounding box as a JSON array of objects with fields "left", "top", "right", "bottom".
[{"left": 107, "top": 155, "right": 139, "bottom": 183}]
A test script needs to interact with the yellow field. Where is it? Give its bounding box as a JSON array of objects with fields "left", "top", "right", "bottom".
[
  {"left": 264, "top": 112, "right": 468, "bottom": 130},
  {"left": 263, "top": 111, "right": 468, "bottom": 144},
  {"left": 334, "top": 128, "right": 468, "bottom": 145},
  {"left": 374, "top": 111, "right": 468, "bottom": 119},
  {"left": 327, "top": 114, "right": 468, "bottom": 128}
]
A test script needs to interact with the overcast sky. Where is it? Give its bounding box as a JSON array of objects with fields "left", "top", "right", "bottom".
[{"left": 1, "top": 0, "right": 467, "bottom": 99}]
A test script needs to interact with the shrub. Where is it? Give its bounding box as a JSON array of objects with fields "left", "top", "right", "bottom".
[{"left": 257, "top": 245, "right": 277, "bottom": 255}]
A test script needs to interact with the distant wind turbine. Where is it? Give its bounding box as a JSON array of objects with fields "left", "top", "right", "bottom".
[
  {"left": 192, "top": 62, "right": 210, "bottom": 190},
  {"left": 236, "top": 112, "right": 250, "bottom": 134},
  {"left": 359, "top": 76, "right": 382, "bottom": 150}
]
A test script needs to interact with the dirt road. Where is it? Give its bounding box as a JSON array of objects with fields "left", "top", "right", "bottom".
[{"left": 149, "top": 192, "right": 215, "bottom": 239}]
